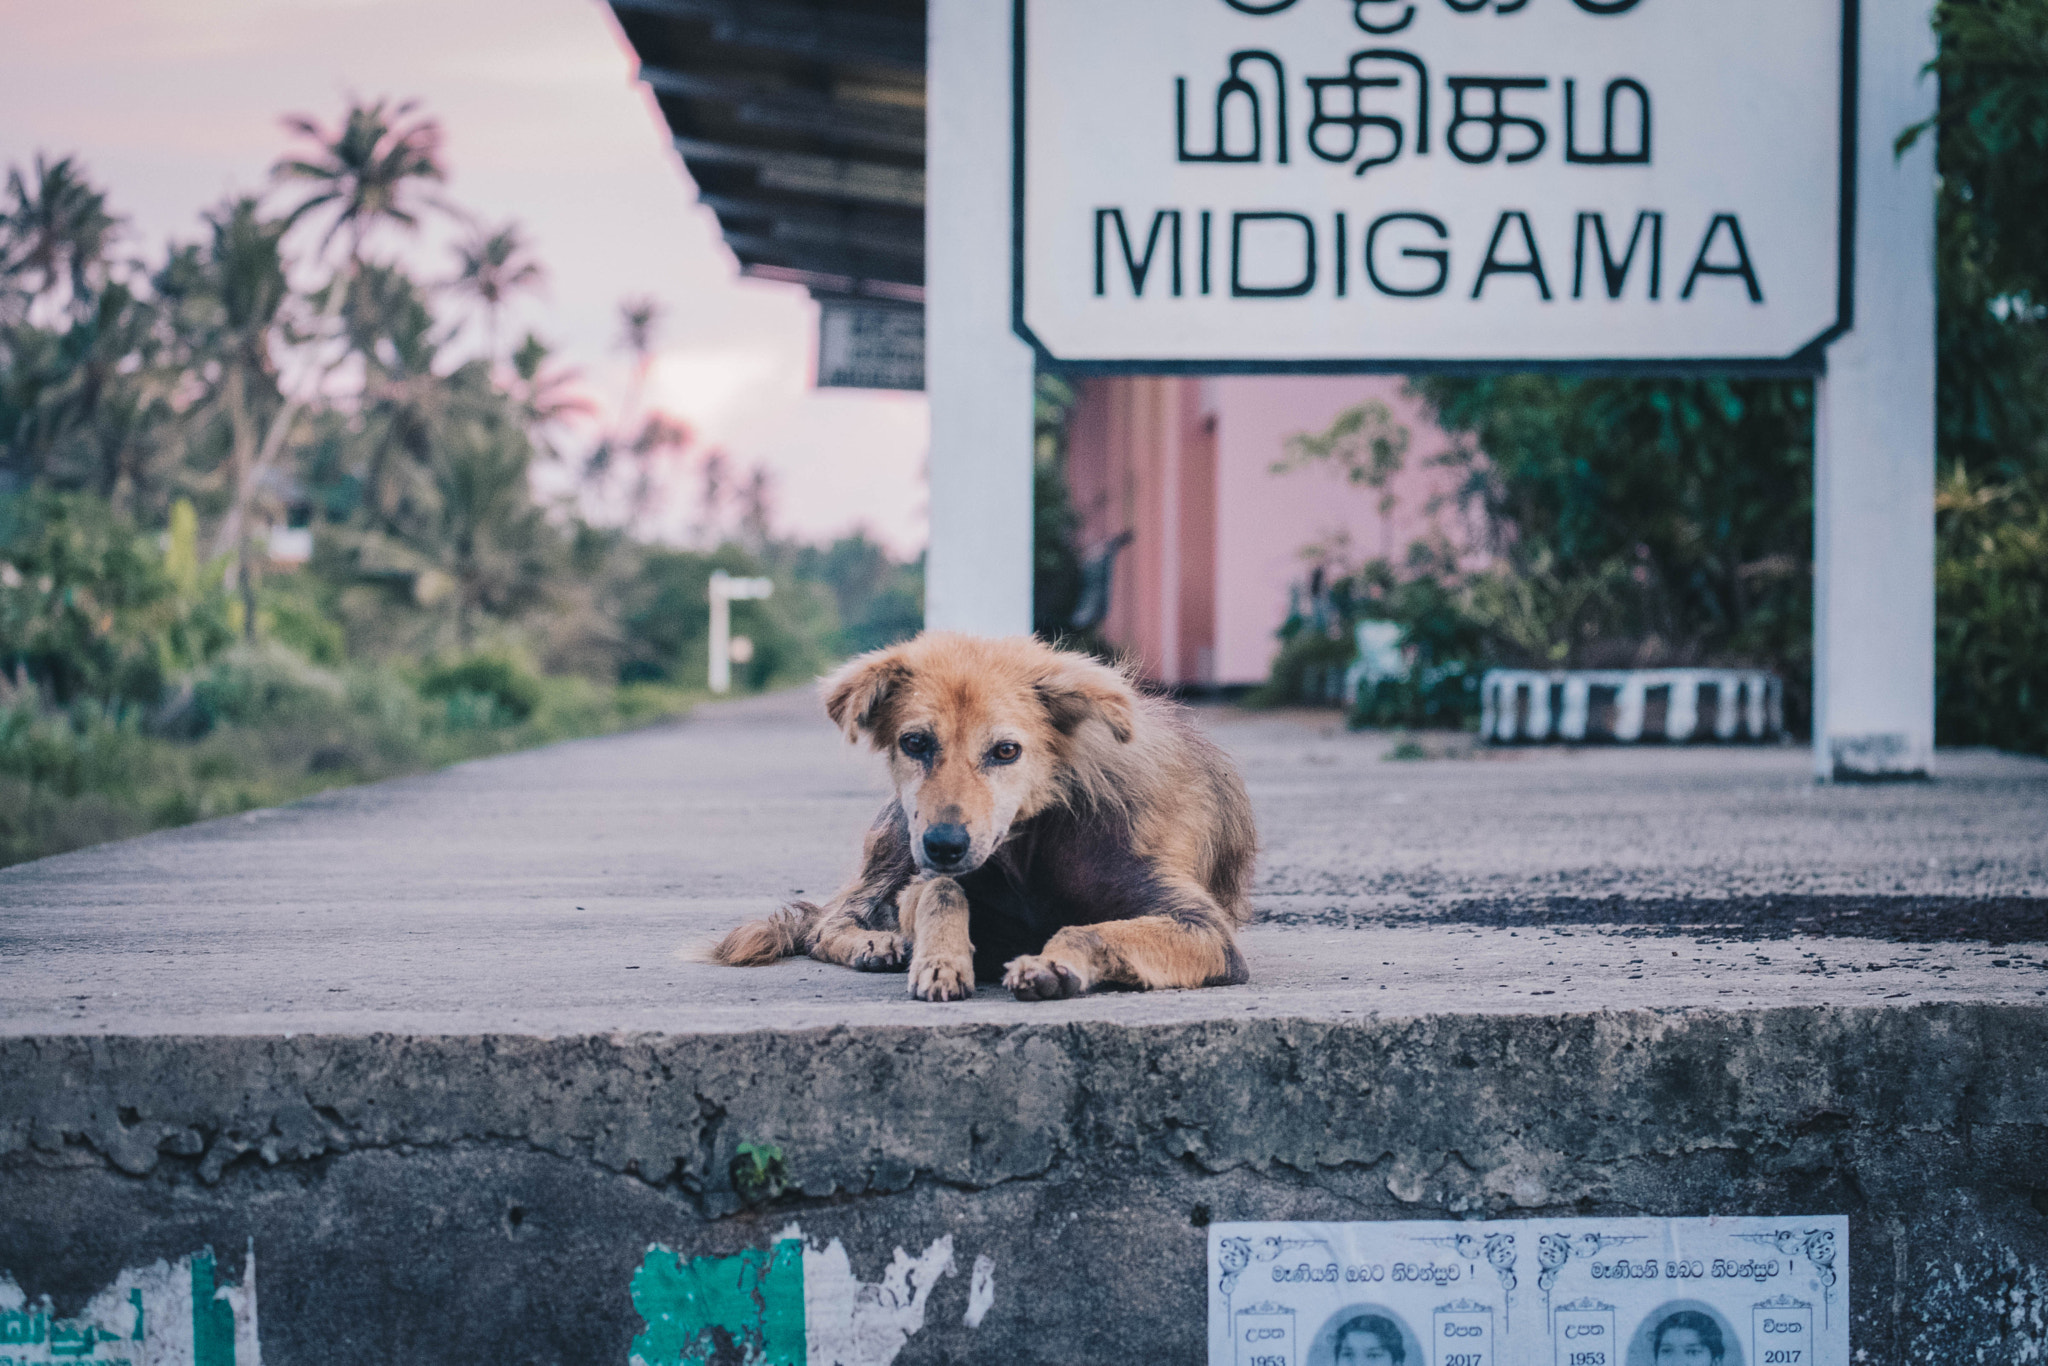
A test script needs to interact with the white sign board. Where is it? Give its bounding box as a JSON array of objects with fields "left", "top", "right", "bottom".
[
  {"left": 817, "top": 300, "right": 925, "bottom": 391},
  {"left": 1014, "top": 0, "right": 1853, "bottom": 371},
  {"left": 1209, "top": 1216, "right": 1848, "bottom": 1366}
]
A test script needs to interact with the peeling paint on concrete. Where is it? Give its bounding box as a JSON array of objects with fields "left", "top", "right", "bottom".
[
  {"left": 962, "top": 1254, "right": 996, "bottom": 1329},
  {"left": 626, "top": 1227, "right": 967, "bottom": 1366},
  {"left": 781, "top": 1224, "right": 957, "bottom": 1366},
  {"left": 0, "top": 1247, "right": 257, "bottom": 1366},
  {"left": 628, "top": 1239, "right": 804, "bottom": 1366}
]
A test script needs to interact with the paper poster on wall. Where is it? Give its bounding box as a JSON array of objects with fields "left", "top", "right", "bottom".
[{"left": 1209, "top": 1216, "right": 1846, "bottom": 1366}]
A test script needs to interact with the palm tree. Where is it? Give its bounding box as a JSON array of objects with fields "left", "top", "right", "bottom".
[
  {"left": 212, "top": 98, "right": 447, "bottom": 559},
  {"left": 509, "top": 332, "right": 594, "bottom": 468},
  {"left": 451, "top": 222, "right": 544, "bottom": 366},
  {"left": 165, "top": 197, "right": 292, "bottom": 635},
  {"left": 616, "top": 295, "right": 662, "bottom": 424},
  {"left": 580, "top": 296, "right": 679, "bottom": 526},
  {"left": 277, "top": 98, "right": 446, "bottom": 268},
  {"left": 0, "top": 154, "right": 120, "bottom": 323}
]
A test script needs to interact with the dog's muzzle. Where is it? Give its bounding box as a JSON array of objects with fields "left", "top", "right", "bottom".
[{"left": 920, "top": 822, "right": 972, "bottom": 871}]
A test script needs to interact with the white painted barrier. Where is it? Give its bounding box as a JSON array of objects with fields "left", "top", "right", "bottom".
[{"left": 1480, "top": 669, "right": 1783, "bottom": 744}]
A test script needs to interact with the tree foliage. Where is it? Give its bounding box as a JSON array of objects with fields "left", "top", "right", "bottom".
[
  {"left": 1312, "top": 0, "right": 2048, "bottom": 751},
  {"left": 0, "top": 99, "right": 924, "bottom": 865},
  {"left": 1906, "top": 0, "right": 2048, "bottom": 751}
]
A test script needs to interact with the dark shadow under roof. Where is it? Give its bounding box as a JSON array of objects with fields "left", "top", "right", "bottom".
[{"left": 608, "top": 0, "right": 926, "bottom": 304}]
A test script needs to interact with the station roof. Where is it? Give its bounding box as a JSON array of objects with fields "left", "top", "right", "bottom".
[{"left": 607, "top": 0, "right": 927, "bottom": 305}]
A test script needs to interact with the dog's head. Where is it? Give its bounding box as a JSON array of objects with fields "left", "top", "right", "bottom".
[{"left": 822, "top": 632, "right": 1137, "bottom": 875}]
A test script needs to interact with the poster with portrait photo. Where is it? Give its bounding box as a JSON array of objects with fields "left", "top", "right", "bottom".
[
  {"left": 1305, "top": 1304, "right": 1424, "bottom": 1366},
  {"left": 1208, "top": 1216, "right": 1847, "bottom": 1366},
  {"left": 1627, "top": 1301, "right": 1747, "bottom": 1366}
]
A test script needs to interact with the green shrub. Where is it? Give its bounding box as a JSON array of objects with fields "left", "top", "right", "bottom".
[
  {"left": 418, "top": 653, "right": 544, "bottom": 723},
  {"left": 0, "top": 490, "right": 233, "bottom": 711},
  {"left": 192, "top": 643, "right": 349, "bottom": 731},
  {"left": 1935, "top": 465, "right": 2048, "bottom": 755}
]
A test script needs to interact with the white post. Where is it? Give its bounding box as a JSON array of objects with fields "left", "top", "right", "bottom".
[
  {"left": 1666, "top": 674, "right": 1699, "bottom": 744},
  {"left": 1813, "top": 0, "right": 1938, "bottom": 780},
  {"left": 924, "top": 0, "right": 1036, "bottom": 637},
  {"left": 708, "top": 571, "right": 773, "bottom": 695},
  {"left": 709, "top": 581, "right": 730, "bottom": 694},
  {"left": 1559, "top": 678, "right": 1590, "bottom": 742},
  {"left": 1613, "top": 677, "right": 1647, "bottom": 743}
]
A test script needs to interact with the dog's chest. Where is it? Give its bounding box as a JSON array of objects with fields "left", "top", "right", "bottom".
[{"left": 954, "top": 809, "right": 1161, "bottom": 979}]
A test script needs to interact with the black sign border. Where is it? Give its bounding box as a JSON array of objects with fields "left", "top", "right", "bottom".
[{"left": 1009, "top": 0, "right": 1858, "bottom": 378}]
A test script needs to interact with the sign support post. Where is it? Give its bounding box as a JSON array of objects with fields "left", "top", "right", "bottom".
[
  {"left": 1813, "top": 0, "right": 1937, "bottom": 781},
  {"left": 925, "top": 0, "right": 1036, "bottom": 637}
]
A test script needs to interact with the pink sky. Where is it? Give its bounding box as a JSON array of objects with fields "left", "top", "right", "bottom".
[{"left": 0, "top": 0, "right": 931, "bottom": 556}]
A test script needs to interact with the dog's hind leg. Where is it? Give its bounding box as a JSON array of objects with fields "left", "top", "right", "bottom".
[
  {"left": 716, "top": 800, "right": 914, "bottom": 969},
  {"left": 1004, "top": 887, "right": 1249, "bottom": 999},
  {"left": 898, "top": 877, "right": 974, "bottom": 1001}
]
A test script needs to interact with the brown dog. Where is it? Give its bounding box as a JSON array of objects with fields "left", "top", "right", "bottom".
[{"left": 711, "top": 632, "right": 1258, "bottom": 1001}]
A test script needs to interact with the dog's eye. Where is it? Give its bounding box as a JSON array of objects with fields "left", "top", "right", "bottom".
[
  {"left": 989, "top": 741, "right": 1022, "bottom": 764},
  {"left": 899, "top": 732, "right": 933, "bottom": 757}
]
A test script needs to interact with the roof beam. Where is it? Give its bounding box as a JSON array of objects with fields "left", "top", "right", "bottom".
[
  {"left": 725, "top": 233, "right": 923, "bottom": 287},
  {"left": 641, "top": 65, "right": 924, "bottom": 157},
  {"left": 739, "top": 262, "right": 925, "bottom": 305},
  {"left": 674, "top": 137, "right": 924, "bottom": 209},
  {"left": 696, "top": 191, "right": 922, "bottom": 238},
  {"left": 610, "top": 0, "right": 923, "bottom": 72},
  {"left": 728, "top": 216, "right": 925, "bottom": 264}
]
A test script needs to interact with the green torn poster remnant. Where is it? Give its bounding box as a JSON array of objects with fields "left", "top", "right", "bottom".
[
  {"left": 0, "top": 1244, "right": 257, "bottom": 1365},
  {"left": 191, "top": 1250, "right": 236, "bottom": 1366},
  {"left": 630, "top": 1239, "right": 805, "bottom": 1366}
]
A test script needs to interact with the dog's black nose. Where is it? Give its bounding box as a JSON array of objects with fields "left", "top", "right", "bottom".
[{"left": 922, "top": 823, "right": 971, "bottom": 868}]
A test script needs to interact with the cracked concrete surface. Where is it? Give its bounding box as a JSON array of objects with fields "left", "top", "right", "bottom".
[{"left": 3, "top": 689, "right": 2047, "bottom": 1362}]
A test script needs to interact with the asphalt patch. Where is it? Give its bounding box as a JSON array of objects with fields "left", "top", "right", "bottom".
[{"left": 1262, "top": 895, "right": 2048, "bottom": 945}]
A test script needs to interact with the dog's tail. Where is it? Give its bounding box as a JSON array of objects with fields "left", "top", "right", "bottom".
[{"left": 711, "top": 900, "right": 827, "bottom": 966}]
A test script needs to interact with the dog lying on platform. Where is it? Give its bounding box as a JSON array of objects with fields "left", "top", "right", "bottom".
[{"left": 711, "top": 632, "right": 1258, "bottom": 1001}]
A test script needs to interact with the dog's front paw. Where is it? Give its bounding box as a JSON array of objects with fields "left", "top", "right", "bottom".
[
  {"left": 849, "top": 932, "right": 909, "bottom": 972},
  {"left": 1003, "top": 954, "right": 1087, "bottom": 1001},
  {"left": 909, "top": 955, "right": 974, "bottom": 1002}
]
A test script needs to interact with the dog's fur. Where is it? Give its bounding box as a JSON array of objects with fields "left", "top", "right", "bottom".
[{"left": 710, "top": 632, "right": 1258, "bottom": 1001}]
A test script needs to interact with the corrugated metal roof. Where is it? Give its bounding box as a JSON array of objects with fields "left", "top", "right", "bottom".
[{"left": 609, "top": 0, "right": 926, "bottom": 304}]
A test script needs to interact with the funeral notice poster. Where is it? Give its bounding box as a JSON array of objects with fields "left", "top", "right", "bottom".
[{"left": 1208, "top": 1216, "right": 1847, "bottom": 1366}]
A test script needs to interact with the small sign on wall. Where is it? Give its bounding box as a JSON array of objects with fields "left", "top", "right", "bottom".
[
  {"left": 818, "top": 300, "right": 926, "bottom": 391},
  {"left": 1014, "top": 0, "right": 1854, "bottom": 372},
  {"left": 1210, "top": 1216, "right": 1847, "bottom": 1366}
]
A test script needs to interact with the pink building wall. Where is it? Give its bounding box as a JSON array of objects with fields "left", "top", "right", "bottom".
[{"left": 1065, "top": 375, "right": 1480, "bottom": 687}]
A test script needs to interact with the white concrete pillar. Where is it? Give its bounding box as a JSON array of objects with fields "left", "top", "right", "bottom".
[
  {"left": 1528, "top": 676, "right": 1555, "bottom": 742},
  {"left": 1559, "top": 678, "right": 1590, "bottom": 741},
  {"left": 1746, "top": 672, "right": 1771, "bottom": 741},
  {"left": 1666, "top": 674, "right": 1700, "bottom": 744},
  {"left": 924, "top": 0, "right": 1037, "bottom": 636},
  {"left": 1613, "top": 678, "right": 1647, "bottom": 742},
  {"left": 1711, "top": 676, "right": 1738, "bottom": 740},
  {"left": 1813, "top": 0, "right": 1938, "bottom": 779}
]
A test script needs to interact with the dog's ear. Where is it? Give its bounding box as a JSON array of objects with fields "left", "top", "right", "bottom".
[
  {"left": 822, "top": 647, "right": 911, "bottom": 745},
  {"left": 1036, "top": 653, "right": 1137, "bottom": 743}
]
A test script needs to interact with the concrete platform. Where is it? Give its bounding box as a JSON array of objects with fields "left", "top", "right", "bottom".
[{"left": 3, "top": 690, "right": 2046, "bottom": 1363}]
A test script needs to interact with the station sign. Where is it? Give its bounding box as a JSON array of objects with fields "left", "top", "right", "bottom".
[{"left": 1013, "top": 0, "right": 1855, "bottom": 372}]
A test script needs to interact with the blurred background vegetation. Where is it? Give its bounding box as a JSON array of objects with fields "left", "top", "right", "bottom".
[
  {"left": 0, "top": 99, "right": 920, "bottom": 867},
  {"left": 9, "top": 1, "right": 2045, "bottom": 868},
  {"left": 1228, "top": 0, "right": 2047, "bottom": 755}
]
